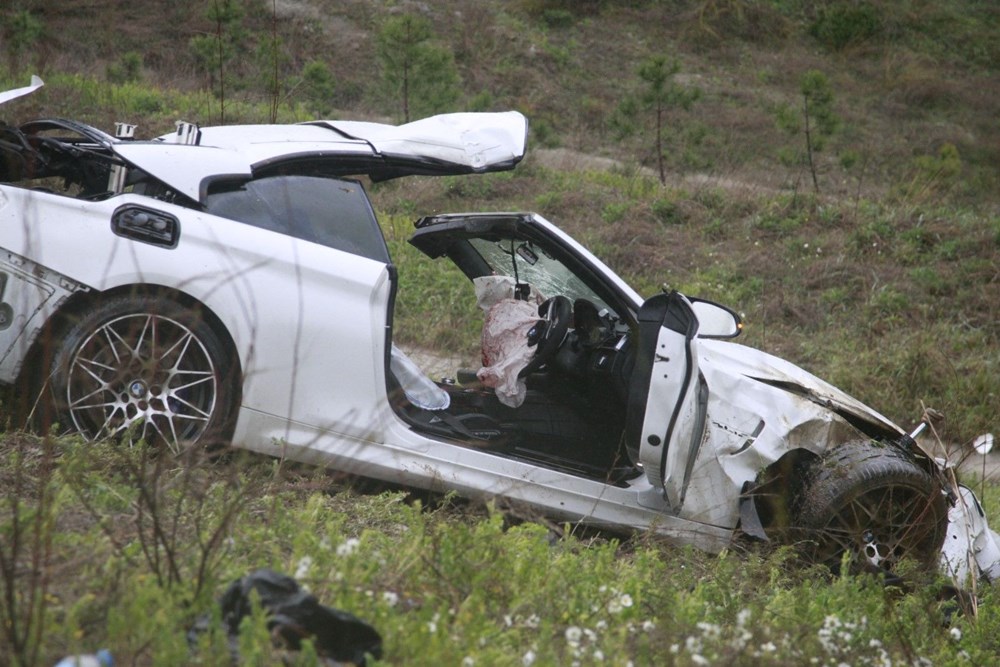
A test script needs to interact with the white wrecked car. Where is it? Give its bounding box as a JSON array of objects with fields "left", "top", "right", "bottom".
[{"left": 1, "top": 77, "right": 997, "bottom": 584}]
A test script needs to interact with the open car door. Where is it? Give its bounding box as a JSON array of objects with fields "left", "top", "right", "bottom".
[{"left": 626, "top": 291, "right": 706, "bottom": 511}]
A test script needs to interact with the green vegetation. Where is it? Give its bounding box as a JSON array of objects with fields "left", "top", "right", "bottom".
[
  {"left": 3, "top": 434, "right": 999, "bottom": 665},
  {"left": 613, "top": 54, "right": 701, "bottom": 185},
  {"left": 809, "top": 2, "right": 885, "bottom": 52},
  {"left": 775, "top": 70, "right": 839, "bottom": 194},
  {"left": 1, "top": 9, "right": 43, "bottom": 72},
  {"left": 375, "top": 13, "right": 461, "bottom": 123},
  {"left": 298, "top": 60, "right": 336, "bottom": 117},
  {"left": 1, "top": 1, "right": 999, "bottom": 662},
  {"left": 189, "top": 0, "right": 247, "bottom": 122}
]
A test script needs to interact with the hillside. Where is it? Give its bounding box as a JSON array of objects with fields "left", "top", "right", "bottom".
[
  {"left": 4, "top": 0, "right": 999, "bottom": 204},
  {"left": 4, "top": 4, "right": 1000, "bottom": 664},
  {"left": 2, "top": 0, "right": 998, "bottom": 442}
]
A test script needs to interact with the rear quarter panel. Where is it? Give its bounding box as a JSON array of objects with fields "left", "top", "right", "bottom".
[{"left": 0, "top": 186, "right": 392, "bottom": 444}]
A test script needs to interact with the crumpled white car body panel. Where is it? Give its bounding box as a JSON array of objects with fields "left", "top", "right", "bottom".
[{"left": 115, "top": 112, "right": 528, "bottom": 204}]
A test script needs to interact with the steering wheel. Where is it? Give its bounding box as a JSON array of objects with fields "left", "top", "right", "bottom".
[{"left": 518, "top": 295, "right": 572, "bottom": 378}]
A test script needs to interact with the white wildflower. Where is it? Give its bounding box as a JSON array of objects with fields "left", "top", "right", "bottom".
[
  {"left": 565, "top": 626, "right": 583, "bottom": 647},
  {"left": 462, "top": 658, "right": 475, "bottom": 667},
  {"left": 336, "top": 537, "right": 360, "bottom": 557},
  {"left": 293, "top": 555, "right": 312, "bottom": 580},
  {"left": 522, "top": 650, "right": 536, "bottom": 666},
  {"left": 950, "top": 626, "right": 962, "bottom": 641},
  {"left": 818, "top": 615, "right": 841, "bottom": 654},
  {"left": 696, "top": 621, "right": 721, "bottom": 640},
  {"left": 381, "top": 591, "right": 399, "bottom": 607}
]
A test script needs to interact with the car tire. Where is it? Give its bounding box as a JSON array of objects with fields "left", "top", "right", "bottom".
[
  {"left": 47, "top": 293, "right": 239, "bottom": 452},
  {"left": 794, "top": 439, "right": 948, "bottom": 573}
]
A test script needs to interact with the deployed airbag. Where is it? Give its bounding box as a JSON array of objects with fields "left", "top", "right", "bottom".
[{"left": 475, "top": 276, "right": 543, "bottom": 408}]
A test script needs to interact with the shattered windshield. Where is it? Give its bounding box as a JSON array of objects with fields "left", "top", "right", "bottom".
[{"left": 469, "top": 237, "right": 615, "bottom": 316}]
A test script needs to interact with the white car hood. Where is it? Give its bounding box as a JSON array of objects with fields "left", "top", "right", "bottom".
[{"left": 699, "top": 339, "right": 904, "bottom": 437}]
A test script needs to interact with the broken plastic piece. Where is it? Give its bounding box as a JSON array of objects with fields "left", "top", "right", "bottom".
[
  {"left": 390, "top": 344, "right": 450, "bottom": 410},
  {"left": 53, "top": 650, "right": 112, "bottom": 667}
]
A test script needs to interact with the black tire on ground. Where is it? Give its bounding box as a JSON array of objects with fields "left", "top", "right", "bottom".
[
  {"left": 794, "top": 439, "right": 949, "bottom": 573},
  {"left": 47, "top": 294, "right": 239, "bottom": 452}
]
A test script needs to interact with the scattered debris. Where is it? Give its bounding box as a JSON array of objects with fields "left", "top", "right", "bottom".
[{"left": 189, "top": 569, "right": 382, "bottom": 665}]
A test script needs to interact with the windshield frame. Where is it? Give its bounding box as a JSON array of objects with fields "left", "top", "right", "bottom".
[{"left": 409, "top": 212, "right": 640, "bottom": 328}]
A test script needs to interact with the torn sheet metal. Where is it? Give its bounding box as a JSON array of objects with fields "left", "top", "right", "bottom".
[
  {"left": 941, "top": 485, "right": 1000, "bottom": 584},
  {"left": 0, "top": 75, "right": 43, "bottom": 106}
]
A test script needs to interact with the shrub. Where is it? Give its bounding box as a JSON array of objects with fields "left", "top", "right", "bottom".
[
  {"left": 685, "top": 0, "right": 791, "bottom": 45},
  {"left": 105, "top": 52, "right": 142, "bottom": 85},
  {"left": 601, "top": 201, "right": 630, "bottom": 224},
  {"left": 376, "top": 13, "right": 461, "bottom": 122},
  {"left": 3, "top": 9, "right": 44, "bottom": 67},
  {"left": 652, "top": 198, "right": 684, "bottom": 225},
  {"left": 809, "top": 2, "right": 884, "bottom": 51},
  {"left": 897, "top": 143, "right": 963, "bottom": 206}
]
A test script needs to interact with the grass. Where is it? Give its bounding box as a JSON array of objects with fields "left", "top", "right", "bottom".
[{"left": 4, "top": 432, "right": 1000, "bottom": 665}]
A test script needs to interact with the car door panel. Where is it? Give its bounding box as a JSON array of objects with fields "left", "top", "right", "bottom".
[{"left": 626, "top": 291, "right": 702, "bottom": 511}]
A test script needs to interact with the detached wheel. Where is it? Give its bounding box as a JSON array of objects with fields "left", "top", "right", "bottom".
[
  {"left": 795, "top": 440, "right": 948, "bottom": 573},
  {"left": 49, "top": 294, "right": 238, "bottom": 452}
]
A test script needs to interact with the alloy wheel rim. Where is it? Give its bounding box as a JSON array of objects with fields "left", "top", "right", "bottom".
[
  {"left": 65, "top": 312, "right": 217, "bottom": 451},
  {"left": 811, "top": 485, "right": 940, "bottom": 571}
]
